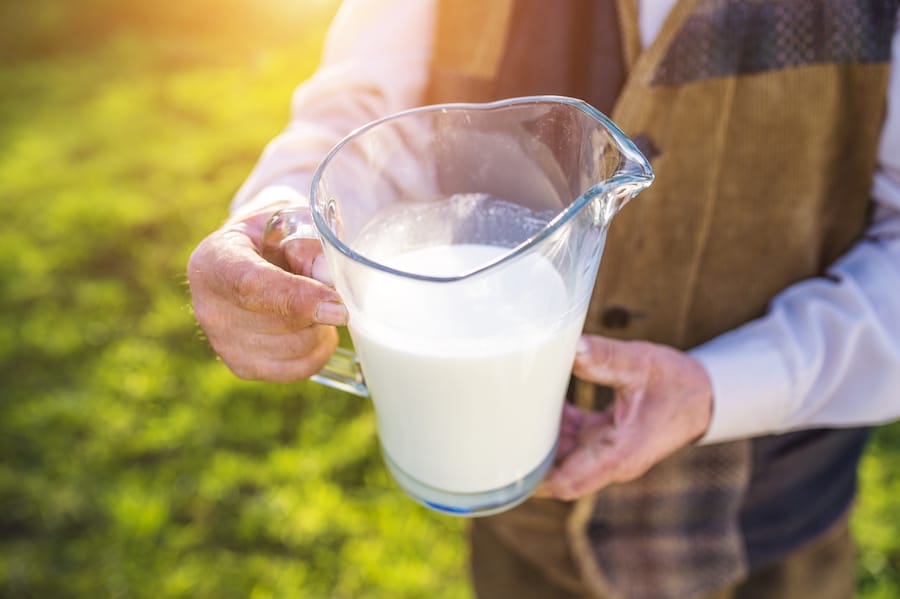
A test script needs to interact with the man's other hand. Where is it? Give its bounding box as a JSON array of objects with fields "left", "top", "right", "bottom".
[{"left": 539, "top": 336, "right": 714, "bottom": 500}]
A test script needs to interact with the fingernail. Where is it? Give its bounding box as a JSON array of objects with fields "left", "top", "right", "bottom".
[
  {"left": 315, "top": 301, "right": 348, "bottom": 326},
  {"left": 311, "top": 255, "right": 334, "bottom": 286},
  {"left": 576, "top": 336, "right": 590, "bottom": 356}
]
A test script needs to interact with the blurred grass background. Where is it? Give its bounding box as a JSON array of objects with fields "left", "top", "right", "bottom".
[{"left": 0, "top": 1, "right": 897, "bottom": 597}]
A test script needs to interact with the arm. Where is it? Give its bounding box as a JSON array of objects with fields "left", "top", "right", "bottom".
[
  {"left": 187, "top": 0, "right": 435, "bottom": 381},
  {"left": 231, "top": 0, "right": 437, "bottom": 214},
  {"left": 693, "top": 27, "right": 900, "bottom": 443}
]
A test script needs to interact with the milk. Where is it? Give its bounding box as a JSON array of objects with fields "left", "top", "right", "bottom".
[{"left": 348, "top": 244, "right": 585, "bottom": 494}]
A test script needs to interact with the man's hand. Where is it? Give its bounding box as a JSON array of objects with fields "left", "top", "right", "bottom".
[
  {"left": 187, "top": 204, "right": 346, "bottom": 382},
  {"left": 539, "top": 336, "right": 714, "bottom": 500}
]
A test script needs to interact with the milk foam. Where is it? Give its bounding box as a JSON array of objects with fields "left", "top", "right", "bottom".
[{"left": 349, "top": 244, "right": 585, "bottom": 493}]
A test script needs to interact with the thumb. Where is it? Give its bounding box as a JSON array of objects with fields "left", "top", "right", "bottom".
[
  {"left": 282, "top": 237, "right": 333, "bottom": 286},
  {"left": 572, "top": 335, "right": 647, "bottom": 388},
  {"left": 196, "top": 228, "right": 347, "bottom": 326}
]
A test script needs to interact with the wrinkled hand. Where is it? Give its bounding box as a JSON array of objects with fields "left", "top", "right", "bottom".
[
  {"left": 187, "top": 201, "right": 346, "bottom": 382},
  {"left": 538, "top": 336, "right": 713, "bottom": 500}
]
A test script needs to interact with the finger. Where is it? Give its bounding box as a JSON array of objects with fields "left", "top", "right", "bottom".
[
  {"left": 543, "top": 431, "right": 619, "bottom": 500},
  {"left": 194, "top": 294, "right": 313, "bottom": 335},
  {"left": 572, "top": 336, "right": 647, "bottom": 388},
  {"left": 282, "top": 237, "right": 327, "bottom": 279},
  {"left": 559, "top": 403, "right": 583, "bottom": 435},
  {"left": 556, "top": 404, "right": 613, "bottom": 462},
  {"left": 543, "top": 412, "right": 621, "bottom": 498},
  {"left": 556, "top": 430, "right": 579, "bottom": 461},
  {"left": 258, "top": 204, "right": 316, "bottom": 271},
  {"left": 218, "top": 328, "right": 340, "bottom": 383},
  {"left": 266, "top": 234, "right": 335, "bottom": 286},
  {"left": 263, "top": 208, "right": 332, "bottom": 285},
  {"left": 203, "top": 230, "right": 346, "bottom": 325},
  {"left": 212, "top": 325, "right": 337, "bottom": 362},
  {"left": 311, "top": 255, "right": 334, "bottom": 286}
]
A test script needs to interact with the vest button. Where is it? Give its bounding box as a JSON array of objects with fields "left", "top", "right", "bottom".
[
  {"left": 601, "top": 305, "right": 632, "bottom": 329},
  {"left": 632, "top": 134, "right": 660, "bottom": 160}
]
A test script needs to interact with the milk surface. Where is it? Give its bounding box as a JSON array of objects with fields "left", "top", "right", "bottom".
[{"left": 349, "top": 244, "right": 585, "bottom": 493}]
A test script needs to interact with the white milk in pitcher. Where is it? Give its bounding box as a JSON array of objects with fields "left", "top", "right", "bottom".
[{"left": 348, "top": 243, "right": 586, "bottom": 494}]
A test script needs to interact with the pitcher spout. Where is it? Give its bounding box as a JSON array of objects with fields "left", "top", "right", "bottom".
[
  {"left": 584, "top": 103, "right": 655, "bottom": 227},
  {"left": 584, "top": 169, "right": 655, "bottom": 230}
]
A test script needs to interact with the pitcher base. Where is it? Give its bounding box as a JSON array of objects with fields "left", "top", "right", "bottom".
[{"left": 382, "top": 443, "right": 558, "bottom": 518}]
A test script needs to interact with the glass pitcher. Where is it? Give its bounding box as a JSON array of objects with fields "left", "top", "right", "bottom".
[{"left": 262, "top": 96, "right": 653, "bottom": 517}]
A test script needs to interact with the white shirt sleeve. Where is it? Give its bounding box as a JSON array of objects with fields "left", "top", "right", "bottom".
[
  {"left": 693, "top": 27, "right": 900, "bottom": 444},
  {"left": 230, "top": 0, "right": 436, "bottom": 213}
]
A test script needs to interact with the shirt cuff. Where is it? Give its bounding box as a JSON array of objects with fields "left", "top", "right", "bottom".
[
  {"left": 231, "top": 168, "right": 316, "bottom": 214},
  {"left": 229, "top": 179, "right": 312, "bottom": 221},
  {"left": 689, "top": 326, "right": 794, "bottom": 444}
]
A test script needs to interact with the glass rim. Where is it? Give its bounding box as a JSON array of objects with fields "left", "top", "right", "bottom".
[{"left": 309, "top": 95, "right": 654, "bottom": 283}]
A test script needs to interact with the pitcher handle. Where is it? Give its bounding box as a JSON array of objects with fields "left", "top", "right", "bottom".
[
  {"left": 311, "top": 347, "right": 369, "bottom": 397},
  {"left": 262, "top": 206, "right": 370, "bottom": 398}
]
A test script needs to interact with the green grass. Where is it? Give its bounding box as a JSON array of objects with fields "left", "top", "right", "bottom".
[
  {"left": 0, "top": 3, "right": 897, "bottom": 597},
  {"left": 0, "top": 6, "right": 470, "bottom": 597}
]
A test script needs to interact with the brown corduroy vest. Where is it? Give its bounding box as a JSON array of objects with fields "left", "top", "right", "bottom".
[{"left": 427, "top": 1, "right": 895, "bottom": 597}]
